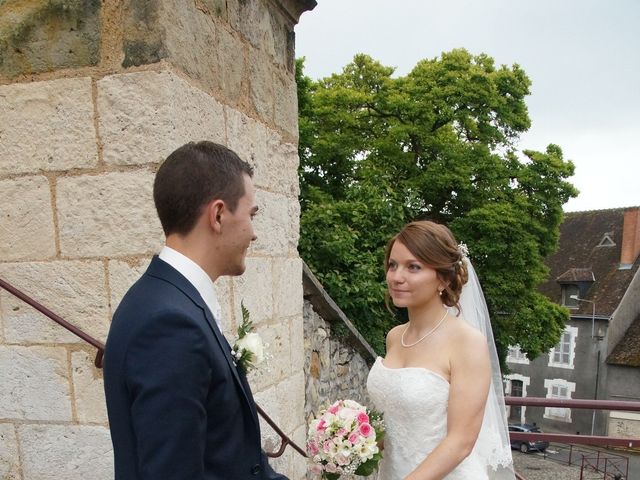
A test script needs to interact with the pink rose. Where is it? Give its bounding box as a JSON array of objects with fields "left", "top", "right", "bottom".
[
  {"left": 359, "top": 422, "right": 373, "bottom": 437},
  {"left": 328, "top": 403, "right": 340, "bottom": 414},
  {"left": 336, "top": 428, "right": 347, "bottom": 437},
  {"left": 325, "top": 462, "right": 337, "bottom": 473},
  {"left": 309, "top": 464, "right": 323, "bottom": 474},
  {"left": 323, "top": 440, "right": 333, "bottom": 453},
  {"left": 336, "top": 453, "right": 350, "bottom": 466},
  {"left": 348, "top": 432, "right": 360, "bottom": 444},
  {"left": 316, "top": 419, "right": 327, "bottom": 432},
  {"left": 357, "top": 412, "right": 369, "bottom": 424},
  {"left": 307, "top": 441, "right": 319, "bottom": 456}
]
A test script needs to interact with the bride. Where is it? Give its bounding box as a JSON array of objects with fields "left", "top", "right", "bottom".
[{"left": 367, "top": 221, "right": 514, "bottom": 479}]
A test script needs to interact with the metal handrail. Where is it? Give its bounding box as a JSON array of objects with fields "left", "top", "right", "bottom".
[
  {"left": 505, "top": 396, "right": 640, "bottom": 411},
  {"left": 0, "top": 276, "right": 305, "bottom": 459}
]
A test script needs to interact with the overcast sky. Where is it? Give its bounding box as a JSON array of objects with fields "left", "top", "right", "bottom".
[{"left": 295, "top": 0, "right": 639, "bottom": 212}]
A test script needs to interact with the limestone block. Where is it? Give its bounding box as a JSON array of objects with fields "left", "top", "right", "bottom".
[
  {"left": 217, "top": 24, "right": 247, "bottom": 103},
  {"left": 264, "top": 132, "right": 299, "bottom": 196},
  {"left": 0, "top": 424, "right": 20, "bottom": 479},
  {"left": 0, "top": 1, "right": 101, "bottom": 77},
  {"left": 72, "top": 349, "right": 107, "bottom": 424},
  {"left": 251, "top": 191, "right": 291, "bottom": 256},
  {"left": 246, "top": 321, "right": 290, "bottom": 391},
  {"left": 0, "top": 260, "right": 109, "bottom": 344},
  {"left": 108, "top": 257, "right": 152, "bottom": 316},
  {"left": 0, "top": 346, "right": 71, "bottom": 421},
  {"left": 232, "top": 257, "right": 273, "bottom": 325},
  {"left": 273, "top": 257, "right": 302, "bottom": 318},
  {"left": 287, "top": 197, "right": 301, "bottom": 253},
  {"left": 273, "top": 70, "right": 299, "bottom": 139},
  {"left": 0, "top": 77, "right": 98, "bottom": 175},
  {"left": 0, "top": 176, "right": 56, "bottom": 261},
  {"left": 97, "top": 70, "right": 226, "bottom": 166},
  {"left": 275, "top": 371, "right": 305, "bottom": 433},
  {"left": 290, "top": 315, "right": 305, "bottom": 376},
  {"left": 290, "top": 424, "right": 309, "bottom": 480},
  {"left": 249, "top": 47, "right": 274, "bottom": 123},
  {"left": 160, "top": 0, "right": 222, "bottom": 92},
  {"left": 235, "top": 0, "right": 276, "bottom": 54},
  {"left": 214, "top": 276, "right": 235, "bottom": 335},
  {"left": 226, "top": 0, "right": 240, "bottom": 31},
  {"left": 121, "top": 0, "right": 168, "bottom": 67},
  {"left": 225, "top": 107, "right": 268, "bottom": 166},
  {"left": 57, "top": 171, "right": 164, "bottom": 258},
  {"left": 19, "top": 424, "right": 113, "bottom": 480},
  {"left": 253, "top": 384, "right": 290, "bottom": 474}
]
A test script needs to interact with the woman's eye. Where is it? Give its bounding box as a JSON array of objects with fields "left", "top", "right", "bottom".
[
  {"left": 388, "top": 261, "right": 397, "bottom": 270},
  {"left": 409, "top": 264, "right": 421, "bottom": 271}
]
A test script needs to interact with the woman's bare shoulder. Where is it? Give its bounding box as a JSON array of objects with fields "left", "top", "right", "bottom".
[
  {"left": 386, "top": 323, "right": 406, "bottom": 349},
  {"left": 448, "top": 316, "right": 489, "bottom": 356}
]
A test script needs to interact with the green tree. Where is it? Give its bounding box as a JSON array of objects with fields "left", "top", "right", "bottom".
[{"left": 297, "top": 51, "right": 578, "bottom": 360}]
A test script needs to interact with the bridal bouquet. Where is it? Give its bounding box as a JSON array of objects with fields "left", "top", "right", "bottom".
[{"left": 307, "top": 399, "right": 385, "bottom": 479}]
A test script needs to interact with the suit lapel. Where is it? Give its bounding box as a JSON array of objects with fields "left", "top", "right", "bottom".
[{"left": 146, "top": 257, "right": 260, "bottom": 430}]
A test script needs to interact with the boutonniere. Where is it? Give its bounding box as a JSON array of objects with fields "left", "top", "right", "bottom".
[{"left": 231, "top": 302, "right": 268, "bottom": 374}]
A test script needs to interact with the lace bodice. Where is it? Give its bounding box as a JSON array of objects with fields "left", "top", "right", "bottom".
[{"left": 367, "top": 357, "right": 489, "bottom": 480}]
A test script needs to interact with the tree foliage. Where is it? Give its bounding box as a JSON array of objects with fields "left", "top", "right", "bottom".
[{"left": 296, "top": 50, "right": 578, "bottom": 360}]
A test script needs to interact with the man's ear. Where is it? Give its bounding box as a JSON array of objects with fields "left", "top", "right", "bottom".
[{"left": 207, "top": 199, "right": 225, "bottom": 233}]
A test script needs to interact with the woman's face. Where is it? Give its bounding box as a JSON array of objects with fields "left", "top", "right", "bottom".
[{"left": 386, "top": 240, "right": 443, "bottom": 309}]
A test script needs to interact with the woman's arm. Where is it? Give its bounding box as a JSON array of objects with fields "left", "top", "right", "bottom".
[{"left": 404, "top": 327, "right": 491, "bottom": 480}]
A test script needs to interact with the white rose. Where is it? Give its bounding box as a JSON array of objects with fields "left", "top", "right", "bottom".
[{"left": 236, "top": 332, "right": 265, "bottom": 364}]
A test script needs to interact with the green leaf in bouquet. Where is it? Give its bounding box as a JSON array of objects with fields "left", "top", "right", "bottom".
[
  {"left": 323, "top": 473, "right": 340, "bottom": 480},
  {"left": 354, "top": 452, "right": 383, "bottom": 477}
]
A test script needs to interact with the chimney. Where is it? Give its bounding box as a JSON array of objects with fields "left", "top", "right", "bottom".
[{"left": 620, "top": 208, "right": 640, "bottom": 269}]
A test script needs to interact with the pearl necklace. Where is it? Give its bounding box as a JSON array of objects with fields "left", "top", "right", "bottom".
[{"left": 401, "top": 310, "right": 448, "bottom": 348}]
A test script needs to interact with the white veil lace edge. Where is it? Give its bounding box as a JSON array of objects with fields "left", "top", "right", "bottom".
[{"left": 457, "top": 259, "right": 515, "bottom": 479}]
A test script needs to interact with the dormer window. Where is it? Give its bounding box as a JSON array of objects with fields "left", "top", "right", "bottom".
[
  {"left": 597, "top": 232, "right": 615, "bottom": 247},
  {"left": 561, "top": 284, "right": 580, "bottom": 308}
]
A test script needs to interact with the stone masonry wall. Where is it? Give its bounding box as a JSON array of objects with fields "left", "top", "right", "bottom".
[
  {"left": 302, "top": 264, "right": 378, "bottom": 478},
  {"left": 0, "top": 1, "right": 314, "bottom": 478}
]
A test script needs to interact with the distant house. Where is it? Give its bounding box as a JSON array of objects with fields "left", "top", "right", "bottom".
[{"left": 505, "top": 207, "right": 640, "bottom": 437}]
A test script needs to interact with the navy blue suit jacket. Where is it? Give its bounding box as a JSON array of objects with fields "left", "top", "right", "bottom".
[{"left": 104, "top": 256, "right": 288, "bottom": 480}]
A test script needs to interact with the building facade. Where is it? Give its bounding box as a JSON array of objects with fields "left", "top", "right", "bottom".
[{"left": 505, "top": 207, "right": 640, "bottom": 437}]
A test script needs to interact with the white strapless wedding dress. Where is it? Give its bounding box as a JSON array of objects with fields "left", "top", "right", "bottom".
[{"left": 367, "top": 357, "right": 489, "bottom": 480}]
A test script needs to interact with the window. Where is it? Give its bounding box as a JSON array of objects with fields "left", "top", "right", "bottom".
[
  {"left": 507, "top": 345, "right": 529, "bottom": 365},
  {"left": 543, "top": 378, "right": 576, "bottom": 422},
  {"left": 504, "top": 374, "right": 530, "bottom": 424},
  {"left": 548, "top": 326, "right": 578, "bottom": 369},
  {"left": 561, "top": 284, "right": 580, "bottom": 308}
]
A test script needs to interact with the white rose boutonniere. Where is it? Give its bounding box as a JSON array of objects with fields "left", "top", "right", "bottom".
[{"left": 231, "top": 302, "right": 268, "bottom": 373}]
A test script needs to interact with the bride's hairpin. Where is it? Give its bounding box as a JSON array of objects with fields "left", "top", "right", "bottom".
[{"left": 457, "top": 242, "right": 469, "bottom": 265}]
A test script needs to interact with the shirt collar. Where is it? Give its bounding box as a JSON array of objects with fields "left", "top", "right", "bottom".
[{"left": 158, "top": 246, "right": 222, "bottom": 329}]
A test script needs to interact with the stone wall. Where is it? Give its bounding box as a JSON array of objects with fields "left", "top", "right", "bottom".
[
  {"left": 0, "top": 0, "right": 315, "bottom": 478},
  {"left": 302, "top": 264, "right": 378, "bottom": 476}
]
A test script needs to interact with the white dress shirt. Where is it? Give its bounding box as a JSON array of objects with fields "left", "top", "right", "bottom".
[{"left": 158, "top": 246, "right": 223, "bottom": 330}]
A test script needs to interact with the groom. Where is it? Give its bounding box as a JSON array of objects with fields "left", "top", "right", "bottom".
[{"left": 103, "top": 141, "right": 288, "bottom": 480}]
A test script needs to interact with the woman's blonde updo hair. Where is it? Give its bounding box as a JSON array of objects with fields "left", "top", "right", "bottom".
[{"left": 384, "top": 220, "right": 469, "bottom": 313}]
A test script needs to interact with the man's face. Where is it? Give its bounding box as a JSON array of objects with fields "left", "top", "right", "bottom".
[{"left": 219, "top": 174, "right": 258, "bottom": 276}]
